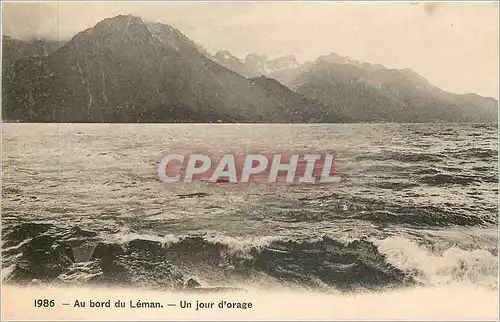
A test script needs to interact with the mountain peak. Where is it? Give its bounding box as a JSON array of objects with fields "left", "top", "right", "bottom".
[
  {"left": 317, "top": 52, "right": 357, "bottom": 65},
  {"left": 65, "top": 15, "right": 205, "bottom": 56},
  {"left": 94, "top": 14, "right": 145, "bottom": 31},
  {"left": 68, "top": 14, "right": 149, "bottom": 45},
  {"left": 269, "top": 54, "right": 297, "bottom": 64},
  {"left": 104, "top": 14, "right": 143, "bottom": 23},
  {"left": 214, "top": 50, "right": 240, "bottom": 61}
]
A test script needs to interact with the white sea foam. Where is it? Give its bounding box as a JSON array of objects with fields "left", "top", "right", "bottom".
[{"left": 377, "top": 236, "right": 498, "bottom": 289}]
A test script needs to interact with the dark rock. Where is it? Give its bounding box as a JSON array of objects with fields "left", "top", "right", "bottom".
[
  {"left": 5, "top": 235, "right": 74, "bottom": 283},
  {"left": 68, "top": 226, "right": 98, "bottom": 238},
  {"left": 55, "top": 261, "right": 104, "bottom": 285},
  {"left": 184, "top": 277, "right": 201, "bottom": 289},
  {"left": 91, "top": 242, "right": 125, "bottom": 262},
  {"left": 253, "top": 236, "right": 414, "bottom": 291},
  {"left": 72, "top": 242, "right": 99, "bottom": 262},
  {"left": 90, "top": 255, "right": 184, "bottom": 289},
  {"left": 3, "top": 222, "right": 53, "bottom": 248},
  {"left": 128, "top": 239, "right": 163, "bottom": 256},
  {"left": 165, "top": 236, "right": 227, "bottom": 265},
  {"left": 82, "top": 241, "right": 184, "bottom": 289}
]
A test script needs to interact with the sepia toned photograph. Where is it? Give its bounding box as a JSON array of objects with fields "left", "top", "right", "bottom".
[{"left": 1, "top": 1, "right": 499, "bottom": 320}]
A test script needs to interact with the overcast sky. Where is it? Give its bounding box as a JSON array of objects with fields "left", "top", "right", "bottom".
[{"left": 2, "top": 2, "right": 498, "bottom": 98}]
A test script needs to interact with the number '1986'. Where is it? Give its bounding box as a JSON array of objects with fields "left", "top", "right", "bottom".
[{"left": 34, "top": 299, "right": 55, "bottom": 307}]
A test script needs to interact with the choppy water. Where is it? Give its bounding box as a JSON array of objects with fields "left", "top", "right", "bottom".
[{"left": 1, "top": 124, "right": 498, "bottom": 304}]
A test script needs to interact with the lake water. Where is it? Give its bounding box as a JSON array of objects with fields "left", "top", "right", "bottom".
[{"left": 2, "top": 123, "right": 498, "bottom": 319}]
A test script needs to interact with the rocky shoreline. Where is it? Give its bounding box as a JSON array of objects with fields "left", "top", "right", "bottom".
[{"left": 2, "top": 221, "right": 414, "bottom": 292}]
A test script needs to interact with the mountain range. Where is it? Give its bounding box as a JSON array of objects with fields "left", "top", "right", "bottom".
[{"left": 2, "top": 14, "right": 498, "bottom": 123}]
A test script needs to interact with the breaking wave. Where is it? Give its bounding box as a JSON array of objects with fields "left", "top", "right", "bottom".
[{"left": 2, "top": 222, "right": 497, "bottom": 292}]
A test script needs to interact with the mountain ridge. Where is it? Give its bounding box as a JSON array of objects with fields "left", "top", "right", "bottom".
[
  {"left": 3, "top": 15, "right": 343, "bottom": 123},
  {"left": 2, "top": 14, "right": 498, "bottom": 123},
  {"left": 214, "top": 49, "right": 498, "bottom": 123}
]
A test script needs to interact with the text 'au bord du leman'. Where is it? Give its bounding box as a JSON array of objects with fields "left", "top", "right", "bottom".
[{"left": 72, "top": 299, "right": 253, "bottom": 310}]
